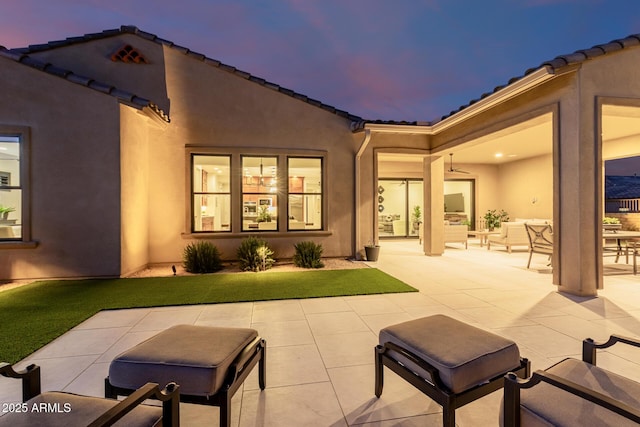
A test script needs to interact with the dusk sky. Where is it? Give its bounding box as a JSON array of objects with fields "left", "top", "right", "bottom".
[{"left": 2, "top": 0, "right": 640, "bottom": 173}]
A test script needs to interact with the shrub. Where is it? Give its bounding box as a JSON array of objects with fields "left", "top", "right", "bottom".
[
  {"left": 183, "top": 241, "right": 223, "bottom": 273},
  {"left": 237, "top": 236, "right": 275, "bottom": 272},
  {"left": 293, "top": 241, "right": 324, "bottom": 269}
]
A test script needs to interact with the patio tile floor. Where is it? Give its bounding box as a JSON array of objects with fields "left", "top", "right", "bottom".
[{"left": 2, "top": 239, "right": 640, "bottom": 426}]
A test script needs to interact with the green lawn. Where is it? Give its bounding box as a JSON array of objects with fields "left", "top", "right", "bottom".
[{"left": 0, "top": 268, "right": 416, "bottom": 363}]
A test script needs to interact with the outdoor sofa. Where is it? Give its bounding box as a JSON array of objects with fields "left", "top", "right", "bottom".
[{"left": 487, "top": 221, "right": 531, "bottom": 253}]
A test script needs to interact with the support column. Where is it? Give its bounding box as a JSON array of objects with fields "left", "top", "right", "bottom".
[
  {"left": 423, "top": 156, "right": 444, "bottom": 256},
  {"left": 555, "top": 98, "right": 601, "bottom": 296}
]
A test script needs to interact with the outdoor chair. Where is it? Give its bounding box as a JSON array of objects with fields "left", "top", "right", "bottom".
[
  {"left": 375, "top": 314, "right": 530, "bottom": 427},
  {"left": 524, "top": 223, "right": 553, "bottom": 268},
  {"left": 625, "top": 239, "right": 639, "bottom": 275},
  {"left": 502, "top": 335, "right": 640, "bottom": 426},
  {"left": 106, "top": 324, "right": 266, "bottom": 427},
  {"left": 0, "top": 362, "right": 179, "bottom": 426}
]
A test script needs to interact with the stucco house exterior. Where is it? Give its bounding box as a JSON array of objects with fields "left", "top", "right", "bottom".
[{"left": 1, "top": 26, "right": 639, "bottom": 296}]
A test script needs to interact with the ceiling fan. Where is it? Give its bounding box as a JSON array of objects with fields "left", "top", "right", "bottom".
[{"left": 448, "top": 153, "right": 469, "bottom": 174}]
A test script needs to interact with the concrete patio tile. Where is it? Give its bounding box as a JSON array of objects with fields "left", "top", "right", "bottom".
[
  {"left": 240, "top": 382, "right": 347, "bottom": 427},
  {"left": 360, "top": 312, "right": 414, "bottom": 335},
  {"left": 129, "top": 307, "right": 203, "bottom": 332},
  {"left": 457, "top": 306, "right": 537, "bottom": 329},
  {"left": 11, "top": 355, "right": 99, "bottom": 393},
  {"left": 382, "top": 292, "right": 441, "bottom": 308},
  {"left": 533, "top": 315, "right": 614, "bottom": 342},
  {"left": 196, "top": 302, "right": 254, "bottom": 327},
  {"left": 345, "top": 296, "right": 404, "bottom": 316},
  {"left": 250, "top": 319, "right": 314, "bottom": 347},
  {"left": 252, "top": 300, "right": 305, "bottom": 322},
  {"left": 73, "top": 308, "right": 151, "bottom": 329},
  {"left": 300, "top": 297, "right": 352, "bottom": 314},
  {"left": 306, "top": 311, "right": 370, "bottom": 336},
  {"left": 496, "top": 324, "right": 583, "bottom": 358},
  {"left": 429, "top": 293, "right": 492, "bottom": 309},
  {"left": 591, "top": 315, "right": 640, "bottom": 338},
  {"left": 315, "top": 331, "right": 378, "bottom": 368},
  {"left": 328, "top": 364, "right": 440, "bottom": 425},
  {"left": 4, "top": 240, "right": 640, "bottom": 426},
  {"left": 25, "top": 327, "right": 130, "bottom": 359},
  {"left": 63, "top": 361, "right": 109, "bottom": 397},
  {"left": 244, "top": 344, "right": 328, "bottom": 390},
  {"left": 95, "top": 330, "right": 159, "bottom": 363}
]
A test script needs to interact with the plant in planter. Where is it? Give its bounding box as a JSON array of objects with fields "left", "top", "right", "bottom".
[
  {"left": 0, "top": 206, "right": 15, "bottom": 220},
  {"left": 364, "top": 240, "right": 380, "bottom": 261},
  {"left": 483, "top": 209, "right": 509, "bottom": 231},
  {"left": 603, "top": 216, "right": 622, "bottom": 231},
  {"left": 411, "top": 205, "right": 422, "bottom": 231}
]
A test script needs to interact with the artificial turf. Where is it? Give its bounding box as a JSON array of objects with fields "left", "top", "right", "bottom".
[{"left": 0, "top": 268, "right": 416, "bottom": 363}]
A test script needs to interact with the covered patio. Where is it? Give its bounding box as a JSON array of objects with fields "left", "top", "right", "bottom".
[{"left": 2, "top": 240, "right": 639, "bottom": 426}]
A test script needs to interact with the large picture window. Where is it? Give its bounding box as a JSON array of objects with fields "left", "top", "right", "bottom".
[
  {"left": 0, "top": 135, "right": 22, "bottom": 240},
  {"left": 192, "top": 155, "right": 231, "bottom": 232},
  {"left": 242, "top": 156, "right": 278, "bottom": 231},
  {"left": 288, "top": 157, "right": 322, "bottom": 230}
]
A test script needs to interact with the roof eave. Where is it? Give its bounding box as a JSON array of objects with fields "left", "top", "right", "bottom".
[{"left": 431, "top": 66, "right": 559, "bottom": 133}]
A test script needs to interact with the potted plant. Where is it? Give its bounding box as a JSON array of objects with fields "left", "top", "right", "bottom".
[
  {"left": 411, "top": 205, "right": 422, "bottom": 231},
  {"left": 364, "top": 241, "right": 380, "bottom": 262},
  {"left": 603, "top": 216, "right": 622, "bottom": 231},
  {"left": 483, "top": 209, "right": 509, "bottom": 231},
  {"left": 0, "top": 206, "right": 15, "bottom": 220}
]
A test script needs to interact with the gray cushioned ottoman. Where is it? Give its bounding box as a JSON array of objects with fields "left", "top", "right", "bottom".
[
  {"left": 376, "top": 314, "right": 529, "bottom": 427},
  {"left": 106, "top": 324, "right": 266, "bottom": 427}
]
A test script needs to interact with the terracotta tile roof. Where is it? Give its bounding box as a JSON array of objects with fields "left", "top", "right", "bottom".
[
  {"left": 7, "top": 26, "right": 640, "bottom": 129},
  {"left": 11, "top": 25, "right": 362, "bottom": 123},
  {"left": 0, "top": 45, "right": 169, "bottom": 122}
]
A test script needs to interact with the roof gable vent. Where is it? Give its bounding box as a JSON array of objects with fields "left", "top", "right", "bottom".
[{"left": 110, "top": 45, "right": 148, "bottom": 64}]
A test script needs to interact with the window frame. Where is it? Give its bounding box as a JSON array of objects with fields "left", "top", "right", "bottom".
[
  {"left": 190, "top": 154, "right": 232, "bottom": 233},
  {"left": 287, "top": 156, "right": 324, "bottom": 231},
  {"left": 184, "top": 147, "right": 330, "bottom": 237},
  {"left": 0, "top": 125, "right": 34, "bottom": 247},
  {"left": 241, "top": 155, "right": 280, "bottom": 232}
]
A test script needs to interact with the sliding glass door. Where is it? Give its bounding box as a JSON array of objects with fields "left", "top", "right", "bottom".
[{"left": 377, "top": 179, "right": 423, "bottom": 238}]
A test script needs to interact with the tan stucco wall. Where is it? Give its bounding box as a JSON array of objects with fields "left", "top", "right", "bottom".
[
  {"left": 120, "top": 105, "right": 151, "bottom": 275},
  {"left": 25, "top": 34, "right": 361, "bottom": 264},
  {"left": 497, "top": 154, "right": 553, "bottom": 220},
  {"left": 0, "top": 58, "right": 123, "bottom": 280},
  {"left": 147, "top": 43, "right": 359, "bottom": 262}
]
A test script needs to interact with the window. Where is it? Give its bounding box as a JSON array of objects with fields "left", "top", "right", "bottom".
[
  {"left": 288, "top": 157, "right": 322, "bottom": 230},
  {"left": 242, "top": 157, "right": 278, "bottom": 231},
  {"left": 192, "top": 155, "right": 231, "bottom": 232},
  {"left": 0, "top": 135, "right": 22, "bottom": 240}
]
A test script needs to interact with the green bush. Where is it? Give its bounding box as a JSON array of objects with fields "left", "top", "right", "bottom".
[
  {"left": 293, "top": 241, "right": 324, "bottom": 269},
  {"left": 237, "top": 236, "right": 275, "bottom": 272},
  {"left": 183, "top": 241, "right": 223, "bottom": 273}
]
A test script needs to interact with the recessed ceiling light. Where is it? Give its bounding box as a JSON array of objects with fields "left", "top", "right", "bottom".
[{"left": 495, "top": 153, "right": 503, "bottom": 158}]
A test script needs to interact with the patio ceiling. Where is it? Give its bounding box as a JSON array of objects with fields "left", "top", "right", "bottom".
[{"left": 379, "top": 106, "right": 640, "bottom": 166}]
